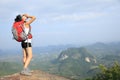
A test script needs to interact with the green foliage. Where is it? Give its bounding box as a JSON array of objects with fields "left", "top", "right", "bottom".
[
  {"left": 55, "top": 47, "right": 97, "bottom": 80},
  {"left": 0, "top": 62, "right": 22, "bottom": 77},
  {"left": 86, "top": 62, "right": 120, "bottom": 80},
  {"left": 1, "top": 43, "right": 120, "bottom": 80}
]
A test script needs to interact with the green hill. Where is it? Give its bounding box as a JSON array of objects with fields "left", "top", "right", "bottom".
[
  {"left": 51, "top": 47, "right": 98, "bottom": 80},
  {"left": 0, "top": 62, "right": 22, "bottom": 76},
  {"left": 86, "top": 62, "right": 120, "bottom": 80},
  {"left": 1, "top": 42, "right": 120, "bottom": 80}
]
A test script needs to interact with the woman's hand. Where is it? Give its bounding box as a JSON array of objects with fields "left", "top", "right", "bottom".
[
  {"left": 23, "top": 14, "right": 36, "bottom": 25},
  {"left": 23, "top": 14, "right": 29, "bottom": 18}
]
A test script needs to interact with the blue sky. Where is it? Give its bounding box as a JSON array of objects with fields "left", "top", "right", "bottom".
[{"left": 0, "top": 0, "right": 120, "bottom": 50}]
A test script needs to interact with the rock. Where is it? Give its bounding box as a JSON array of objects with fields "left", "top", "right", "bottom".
[{"left": 0, "top": 70, "right": 70, "bottom": 80}]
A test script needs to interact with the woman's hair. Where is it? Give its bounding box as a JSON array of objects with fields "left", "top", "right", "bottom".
[{"left": 14, "top": 15, "right": 22, "bottom": 22}]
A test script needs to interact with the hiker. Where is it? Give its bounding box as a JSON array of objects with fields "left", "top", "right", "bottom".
[{"left": 14, "top": 14, "right": 36, "bottom": 75}]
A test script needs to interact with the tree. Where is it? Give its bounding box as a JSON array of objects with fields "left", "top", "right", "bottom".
[{"left": 86, "top": 62, "right": 120, "bottom": 80}]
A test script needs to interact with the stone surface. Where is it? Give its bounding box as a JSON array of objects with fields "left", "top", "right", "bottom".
[{"left": 0, "top": 70, "right": 70, "bottom": 80}]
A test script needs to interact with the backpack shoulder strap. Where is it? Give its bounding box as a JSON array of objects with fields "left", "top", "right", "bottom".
[{"left": 28, "top": 25, "right": 31, "bottom": 34}]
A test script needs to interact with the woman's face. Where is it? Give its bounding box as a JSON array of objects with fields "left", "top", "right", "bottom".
[{"left": 22, "top": 15, "right": 27, "bottom": 21}]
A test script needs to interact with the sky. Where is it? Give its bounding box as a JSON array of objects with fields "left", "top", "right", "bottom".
[{"left": 0, "top": 0, "right": 120, "bottom": 50}]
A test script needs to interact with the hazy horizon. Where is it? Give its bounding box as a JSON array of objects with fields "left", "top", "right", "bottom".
[{"left": 0, "top": 0, "right": 120, "bottom": 50}]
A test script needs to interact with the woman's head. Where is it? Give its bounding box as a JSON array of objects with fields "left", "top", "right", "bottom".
[
  {"left": 22, "top": 15, "right": 28, "bottom": 21},
  {"left": 15, "top": 14, "right": 28, "bottom": 22}
]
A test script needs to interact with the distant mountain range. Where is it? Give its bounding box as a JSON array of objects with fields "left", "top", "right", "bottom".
[
  {"left": 33, "top": 44, "right": 78, "bottom": 54},
  {"left": 52, "top": 47, "right": 98, "bottom": 79},
  {"left": 1, "top": 42, "right": 120, "bottom": 80},
  {"left": 47, "top": 42, "right": 120, "bottom": 79},
  {"left": 86, "top": 42, "right": 120, "bottom": 56}
]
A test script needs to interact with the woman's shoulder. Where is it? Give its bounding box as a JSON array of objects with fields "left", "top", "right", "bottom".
[{"left": 24, "top": 22, "right": 30, "bottom": 28}]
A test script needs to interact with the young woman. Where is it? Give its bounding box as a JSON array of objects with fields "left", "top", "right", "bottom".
[{"left": 14, "top": 14, "right": 36, "bottom": 75}]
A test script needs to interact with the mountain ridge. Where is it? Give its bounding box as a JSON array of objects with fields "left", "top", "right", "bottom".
[
  {"left": 1, "top": 42, "right": 120, "bottom": 80},
  {"left": 50, "top": 47, "right": 97, "bottom": 80}
]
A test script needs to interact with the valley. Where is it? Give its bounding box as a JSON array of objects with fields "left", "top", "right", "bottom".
[{"left": 0, "top": 42, "right": 120, "bottom": 80}]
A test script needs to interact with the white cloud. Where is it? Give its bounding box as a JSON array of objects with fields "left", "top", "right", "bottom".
[
  {"left": 91, "top": 0, "right": 117, "bottom": 3},
  {"left": 38, "top": 12, "right": 106, "bottom": 25},
  {"left": 0, "top": 0, "right": 16, "bottom": 4},
  {"left": 44, "top": 12, "right": 106, "bottom": 23}
]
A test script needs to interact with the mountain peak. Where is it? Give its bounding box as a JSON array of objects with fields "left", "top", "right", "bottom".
[
  {"left": 58, "top": 47, "right": 96, "bottom": 63},
  {"left": 0, "top": 70, "right": 70, "bottom": 80}
]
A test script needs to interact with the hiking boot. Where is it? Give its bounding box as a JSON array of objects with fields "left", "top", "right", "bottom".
[
  {"left": 26, "top": 68, "right": 33, "bottom": 73},
  {"left": 20, "top": 68, "right": 32, "bottom": 76}
]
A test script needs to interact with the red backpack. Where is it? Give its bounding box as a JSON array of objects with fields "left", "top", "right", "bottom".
[{"left": 12, "top": 20, "right": 32, "bottom": 42}]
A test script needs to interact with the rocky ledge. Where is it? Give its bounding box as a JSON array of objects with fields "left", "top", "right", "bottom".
[{"left": 0, "top": 70, "right": 70, "bottom": 80}]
